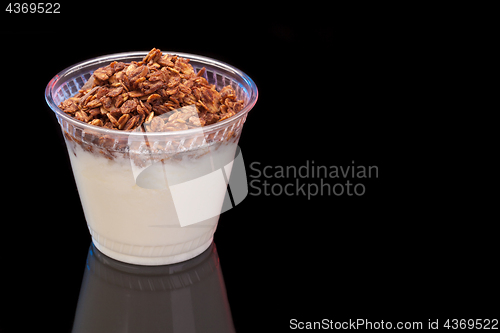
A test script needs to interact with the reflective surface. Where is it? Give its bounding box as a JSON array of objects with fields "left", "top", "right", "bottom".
[{"left": 72, "top": 242, "right": 235, "bottom": 333}]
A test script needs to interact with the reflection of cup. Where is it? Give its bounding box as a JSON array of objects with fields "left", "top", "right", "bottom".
[
  {"left": 72, "top": 242, "right": 235, "bottom": 333},
  {"left": 45, "top": 51, "right": 258, "bottom": 265}
]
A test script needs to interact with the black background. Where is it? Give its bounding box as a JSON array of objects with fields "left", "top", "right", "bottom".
[{"left": 2, "top": 4, "right": 497, "bottom": 332}]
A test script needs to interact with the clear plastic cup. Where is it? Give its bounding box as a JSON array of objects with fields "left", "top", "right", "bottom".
[{"left": 45, "top": 51, "right": 258, "bottom": 265}]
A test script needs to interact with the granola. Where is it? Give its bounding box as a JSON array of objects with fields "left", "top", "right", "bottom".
[{"left": 58, "top": 48, "right": 244, "bottom": 132}]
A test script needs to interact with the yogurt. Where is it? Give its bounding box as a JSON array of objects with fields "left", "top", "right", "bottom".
[{"left": 65, "top": 135, "right": 237, "bottom": 265}]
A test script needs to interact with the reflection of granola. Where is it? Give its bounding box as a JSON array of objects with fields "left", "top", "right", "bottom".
[{"left": 58, "top": 48, "right": 244, "bottom": 132}]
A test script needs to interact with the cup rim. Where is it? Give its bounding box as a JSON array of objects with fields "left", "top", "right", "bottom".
[{"left": 45, "top": 51, "right": 258, "bottom": 138}]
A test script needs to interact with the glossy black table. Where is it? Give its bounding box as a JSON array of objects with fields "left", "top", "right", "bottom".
[{"left": 71, "top": 242, "right": 234, "bottom": 333}]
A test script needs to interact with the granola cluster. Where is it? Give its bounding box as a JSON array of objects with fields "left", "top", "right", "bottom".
[{"left": 58, "top": 48, "right": 244, "bottom": 132}]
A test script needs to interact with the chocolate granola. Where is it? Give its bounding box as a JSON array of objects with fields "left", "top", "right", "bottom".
[{"left": 58, "top": 48, "right": 244, "bottom": 132}]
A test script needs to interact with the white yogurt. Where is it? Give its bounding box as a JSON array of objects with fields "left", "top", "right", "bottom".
[{"left": 66, "top": 138, "right": 237, "bottom": 265}]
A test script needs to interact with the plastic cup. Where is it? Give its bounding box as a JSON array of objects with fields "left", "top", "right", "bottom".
[{"left": 45, "top": 51, "right": 258, "bottom": 265}]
